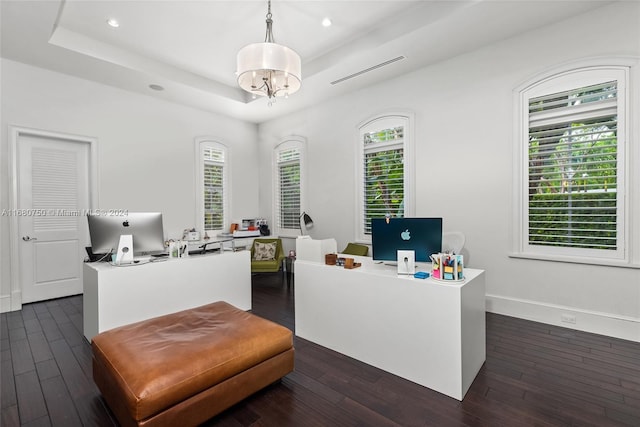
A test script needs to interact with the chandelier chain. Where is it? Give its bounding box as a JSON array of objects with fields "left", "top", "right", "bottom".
[{"left": 264, "top": 0, "right": 274, "bottom": 43}]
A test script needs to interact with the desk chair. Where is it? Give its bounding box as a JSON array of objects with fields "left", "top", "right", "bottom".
[
  {"left": 250, "top": 238, "right": 285, "bottom": 274},
  {"left": 341, "top": 243, "right": 369, "bottom": 256}
]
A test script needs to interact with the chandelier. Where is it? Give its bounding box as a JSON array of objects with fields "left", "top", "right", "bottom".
[{"left": 236, "top": 0, "right": 301, "bottom": 104}]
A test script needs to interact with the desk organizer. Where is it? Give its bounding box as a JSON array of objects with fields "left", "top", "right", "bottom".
[{"left": 431, "top": 253, "right": 464, "bottom": 282}]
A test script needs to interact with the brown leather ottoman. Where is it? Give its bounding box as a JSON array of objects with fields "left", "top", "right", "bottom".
[{"left": 91, "top": 301, "right": 294, "bottom": 427}]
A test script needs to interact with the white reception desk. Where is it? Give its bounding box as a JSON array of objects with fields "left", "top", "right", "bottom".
[
  {"left": 83, "top": 250, "right": 251, "bottom": 342},
  {"left": 295, "top": 257, "right": 485, "bottom": 400}
]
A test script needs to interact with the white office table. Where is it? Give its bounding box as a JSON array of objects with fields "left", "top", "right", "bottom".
[
  {"left": 83, "top": 250, "right": 251, "bottom": 342},
  {"left": 295, "top": 258, "right": 485, "bottom": 400}
]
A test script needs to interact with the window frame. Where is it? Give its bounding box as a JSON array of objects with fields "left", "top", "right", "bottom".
[
  {"left": 195, "top": 138, "right": 229, "bottom": 234},
  {"left": 356, "top": 113, "right": 415, "bottom": 244},
  {"left": 272, "top": 136, "right": 306, "bottom": 237},
  {"left": 511, "top": 61, "right": 639, "bottom": 267}
]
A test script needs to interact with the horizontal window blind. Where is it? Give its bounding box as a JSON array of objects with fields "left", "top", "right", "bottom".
[
  {"left": 203, "top": 147, "right": 225, "bottom": 162},
  {"left": 362, "top": 126, "right": 404, "bottom": 235},
  {"left": 203, "top": 147, "right": 225, "bottom": 231},
  {"left": 527, "top": 81, "right": 618, "bottom": 250},
  {"left": 276, "top": 148, "right": 301, "bottom": 230},
  {"left": 363, "top": 126, "right": 404, "bottom": 146}
]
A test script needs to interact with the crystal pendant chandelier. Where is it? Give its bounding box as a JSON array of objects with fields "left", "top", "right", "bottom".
[{"left": 236, "top": 0, "right": 301, "bottom": 105}]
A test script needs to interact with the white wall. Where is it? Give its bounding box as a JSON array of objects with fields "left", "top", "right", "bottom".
[
  {"left": 258, "top": 2, "right": 640, "bottom": 341},
  {"left": 1, "top": 58, "right": 259, "bottom": 311}
]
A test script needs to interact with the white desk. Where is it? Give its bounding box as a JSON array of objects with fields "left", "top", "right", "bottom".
[
  {"left": 83, "top": 250, "right": 251, "bottom": 342},
  {"left": 295, "top": 258, "right": 485, "bottom": 400}
]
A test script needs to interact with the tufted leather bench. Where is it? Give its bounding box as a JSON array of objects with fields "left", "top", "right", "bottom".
[{"left": 91, "top": 301, "right": 294, "bottom": 427}]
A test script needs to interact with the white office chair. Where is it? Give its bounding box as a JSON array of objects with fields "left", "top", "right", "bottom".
[{"left": 442, "top": 231, "right": 465, "bottom": 254}]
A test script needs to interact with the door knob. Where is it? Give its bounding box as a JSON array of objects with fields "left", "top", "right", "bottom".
[{"left": 22, "top": 236, "right": 38, "bottom": 241}]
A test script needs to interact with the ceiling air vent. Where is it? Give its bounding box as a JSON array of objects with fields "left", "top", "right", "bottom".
[{"left": 330, "top": 56, "right": 406, "bottom": 85}]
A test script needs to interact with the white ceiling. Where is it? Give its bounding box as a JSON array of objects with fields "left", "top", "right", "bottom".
[{"left": 1, "top": 0, "right": 612, "bottom": 123}]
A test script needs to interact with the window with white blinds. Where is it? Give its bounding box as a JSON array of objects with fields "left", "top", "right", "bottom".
[
  {"left": 516, "top": 66, "right": 629, "bottom": 263},
  {"left": 357, "top": 114, "right": 413, "bottom": 242},
  {"left": 198, "top": 141, "right": 227, "bottom": 232},
  {"left": 273, "top": 137, "right": 305, "bottom": 235},
  {"left": 276, "top": 148, "right": 301, "bottom": 229}
]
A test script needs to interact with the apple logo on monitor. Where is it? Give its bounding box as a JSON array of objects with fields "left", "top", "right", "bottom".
[
  {"left": 401, "top": 229, "right": 411, "bottom": 240},
  {"left": 123, "top": 220, "right": 130, "bottom": 227}
]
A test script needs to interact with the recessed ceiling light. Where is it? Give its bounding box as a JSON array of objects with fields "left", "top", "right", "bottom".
[
  {"left": 106, "top": 18, "right": 120, "bottom": 28},
  {"left": 322, "top": 17, "right": 332, "bottom": 27},
  {"left": 149, "top": 84, "right": 164, "bottom": 91}
]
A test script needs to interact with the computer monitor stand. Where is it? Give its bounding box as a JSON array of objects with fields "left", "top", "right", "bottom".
[
  {"left": 397, "top": 250, "right": 416, "bottom": 275},
  {"left": 115, "top": 234, "right": 134, "bottom": 264}
]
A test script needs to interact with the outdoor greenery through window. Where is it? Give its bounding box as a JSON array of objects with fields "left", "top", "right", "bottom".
[
  {"left": 358, "top": 115, "right": 411, "bottom": 241},
  {"left": 363, "top": 127, "right": 404, "bottom": 234},
  {"left": 273, "top": 137, "right": 305, "bottom": 235},
  {"left": 522, "top": 68, "right": 627, "bottom": 260},
  {"left": 515, "top": 66, "right": 629, "bottom": 263},
  {"left": 276, "top": 147, "right": 301, "bottom": 230},
  {"left": 203, "top": 146, "right": 225, "bottom": 231}
]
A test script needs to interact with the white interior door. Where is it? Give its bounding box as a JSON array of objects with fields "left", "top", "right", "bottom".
[{"left": 17, "top": 133, "right": 91, "bottom": 303}]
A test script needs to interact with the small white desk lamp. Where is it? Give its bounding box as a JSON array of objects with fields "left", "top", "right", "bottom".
[{"left": 299, "top": 212, "right": 314, "bottom": 235}]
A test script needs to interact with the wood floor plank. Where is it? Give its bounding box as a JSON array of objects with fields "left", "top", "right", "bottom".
[
  {"left": 1, "top": 313, "right": 9, "bottom": 338},
  {"left": 34, "top": 359, "right": 60, "bottom": 383},
  {"left": 70, "top": 339, "right": 94, "bottom": 380},
  {"left": 462, "top": 389, "right": 558, "bottom": 427},
  {"left": 57, "top": 321, "right": 84, "bottom": 349},
  {"left": 26, "top": 331, "right": 53, "bottom": 364},
  {"left": 21, "top": 415, "right": 51, "bottom": 427},
  {"left": 40, "top": 375, "right": 82, "bottom": 427},
  {"left": 47, "top": 339, "right": 95, "bottom": 404},
  {"left": 9, "top": 339, "right": 34, "bottom": 377},
  {"left": 14, "top": 370, "right": 47, "bottom": 424},
  {"left": 1, "top": 349, "right": 17, "bottom": 409},
  {"left": 5, "top": 312, "right": 25, "bottom": 331},
  {"left": 337, "top": 397, "right": 401, "bottom": 427},
  {"left": 239, "top": 384, "right": 328, "bottom": 427},
  {"left": 620, "top": 377, "right": 640, "bottom": 392},
  {"left": 8, "top": 326, "right": 27, "bottom": 343},
  {"left": 22, "top": 318, "right": 42, "bottom": 335},
  {"left": 1, "top": 404, "right": 20, "bottom": 427},
  {"left": 36, "top": 313, "right": 63, "bottom": 343},
  {"left": 284, "top": 370, "right": 344, "bottom": 405}
]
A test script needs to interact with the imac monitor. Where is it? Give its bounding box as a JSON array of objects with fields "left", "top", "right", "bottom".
[
  {"left": 371, "top": 217, "right": 442, "bottom": 263},
  {"left": 87, "top": 212, "right": 165, "bottom": 256}
]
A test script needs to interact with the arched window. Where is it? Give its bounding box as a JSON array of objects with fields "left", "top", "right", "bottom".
[
  {"left": 356, "top": 113, "right": 414, "bottom": 243},
  {"left": 273, "top": 136, "right": 306, "bottom": 236},
  {"left": 196, "top": 138, "right": 228, "bottom": 233},
  {"left": 512, "top": 63, "right": 634, "bottom": 264}
]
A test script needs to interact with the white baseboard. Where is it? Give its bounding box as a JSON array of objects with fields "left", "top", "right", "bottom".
[
  {"left": 486, "top": 294, "right": 640, "bottom": 343},
  {"left": 1, "top": 290, "right": 22, "bottom": 313},
  {"left": 1, "top": 294, "right": 12, "bottom": 313}
]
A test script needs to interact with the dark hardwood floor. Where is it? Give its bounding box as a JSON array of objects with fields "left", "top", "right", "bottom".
[{"left": 2, "top": 272, "right": 640, "bottom": 426}]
